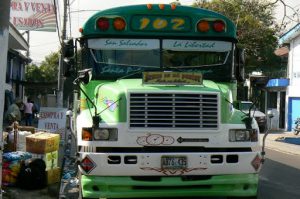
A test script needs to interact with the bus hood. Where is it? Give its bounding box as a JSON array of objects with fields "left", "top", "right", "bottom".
[{"left": 94, "top": 78, "right": 233, "bottom": 123}]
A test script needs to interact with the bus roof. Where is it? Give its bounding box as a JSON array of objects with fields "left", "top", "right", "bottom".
[{"left": 81, "top": 4, "right": 237, "bottom": 41}]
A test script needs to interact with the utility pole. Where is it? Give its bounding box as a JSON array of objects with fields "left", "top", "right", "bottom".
[
  {"left": 0, "top": 1, "right": 11, "bottom": 196},
  {"left": 57, "top": 0, "right": 68, "bottom": 107},
  {"left": 26, "top": 30, "right": 30, "bottom": 57}
]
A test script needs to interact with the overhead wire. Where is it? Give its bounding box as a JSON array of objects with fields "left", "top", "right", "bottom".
[{"left": 69, "top": 9, "right": 100, "bottom": 13}]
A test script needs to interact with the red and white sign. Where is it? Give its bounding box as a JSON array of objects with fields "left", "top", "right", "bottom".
[{"left": 10, "top": 0, "right": 56, "bottom": 32}]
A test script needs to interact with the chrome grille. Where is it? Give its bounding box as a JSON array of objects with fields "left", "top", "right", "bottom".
[{"left": 129, "top": 93, "right": 219, "bottom": 129}]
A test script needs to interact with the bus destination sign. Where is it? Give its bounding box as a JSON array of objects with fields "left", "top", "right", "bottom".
[{"left": 143, "top": 71, "right": 203, "bottom": 85}]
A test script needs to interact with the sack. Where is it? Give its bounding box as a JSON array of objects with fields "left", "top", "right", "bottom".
[
  {"left": 7, "top": 113, "right": 16, "bottom": 123},
  {"left": 17, "top": 159, "right": 47, "bottom": 190}
]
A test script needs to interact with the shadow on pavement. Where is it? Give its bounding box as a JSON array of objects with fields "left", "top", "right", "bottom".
[
  {"left": 259, "top": 156, "right": 300, "bottom": 199},
  {"left": 276, "top": 137, "right": 300, "bottom": 145}
]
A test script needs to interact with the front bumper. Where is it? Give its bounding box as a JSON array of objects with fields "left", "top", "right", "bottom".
[
  {"left": 81, "top": 174, "right": 258, "bottom": 198},
  {"left": 79, "top": 151, "right": 261, "bottom": 176}
]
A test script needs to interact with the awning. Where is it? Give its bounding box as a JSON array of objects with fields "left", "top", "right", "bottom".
[
  {"left": 266, "top": 78, "right": 289, "bottom": 91},
  {"left": 279, "top": 23, "right": 300, "bottom": 44},
  {"left": 8, "top": 23, "right": 29, "bottom": 51},
  {"left": 274, "top": 46, "right": 289, "bottom": 57}
]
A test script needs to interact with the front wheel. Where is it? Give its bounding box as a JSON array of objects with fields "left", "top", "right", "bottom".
[{"left": 294, "top": 127, "right": 300, "bottom": 135}]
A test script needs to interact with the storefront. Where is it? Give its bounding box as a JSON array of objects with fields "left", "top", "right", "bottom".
[{"left": 265, "top": 78, "right": 289, "bottom": 130}]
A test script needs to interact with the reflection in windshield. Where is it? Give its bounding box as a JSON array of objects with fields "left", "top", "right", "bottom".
[
  {"left": 90, "top": 49, "right": 160, "bottom": 67},
  {"left": 87, "top": 49, "right": 160, "bottom": 79},
  {"left": 163, "top": 50, "right": 229, "bottom": 68},
  {"left": 83, "top": 40, "right": 233, "bottom": 81}
]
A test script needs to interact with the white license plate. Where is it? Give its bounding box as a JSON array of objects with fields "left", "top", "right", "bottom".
[{"left": 161, "top": 156, "right": 187, "bottom": 169}]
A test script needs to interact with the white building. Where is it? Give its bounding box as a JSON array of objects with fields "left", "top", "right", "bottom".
[
  {"left": 3, "top": 24, "right": 30, "bottom": 115},
  {"left": 279, "top": 23, "right": 300, "bottom": 131}
]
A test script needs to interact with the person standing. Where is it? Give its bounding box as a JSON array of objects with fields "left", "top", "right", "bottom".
[{"left": 24, "top": 98, "right": 34, "bottom": 126}]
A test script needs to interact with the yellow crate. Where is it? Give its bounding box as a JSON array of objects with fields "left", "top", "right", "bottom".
[{"left": 26, "top": 132, "right": 60, "bottom": 154}]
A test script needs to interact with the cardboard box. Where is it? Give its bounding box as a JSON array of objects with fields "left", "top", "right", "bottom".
[
  {"left": 26, "top": 132, "right": 60, "bottom": 154},
  {"left": 46, "top": 167, "right": 61, "bottom": 185},
  {"left": 31, "top": 151, "right": 58, "bottom": 170}
]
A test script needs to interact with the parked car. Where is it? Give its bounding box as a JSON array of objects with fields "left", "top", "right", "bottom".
[{"left": 239, "top": 101, "right": 267, "bottom": 133}]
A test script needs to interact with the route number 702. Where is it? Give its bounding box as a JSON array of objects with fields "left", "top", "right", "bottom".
[{"left": 139, "top": 17, "right": 186, "bottom": 30}]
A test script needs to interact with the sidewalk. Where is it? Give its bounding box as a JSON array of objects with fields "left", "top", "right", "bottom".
[{"left": 262, "top": 130, "right": 300, "bottom": 155}]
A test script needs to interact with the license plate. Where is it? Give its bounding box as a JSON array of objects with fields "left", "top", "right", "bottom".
[{"left": 161, "top": 156, "right": 187, "bottom": 169}]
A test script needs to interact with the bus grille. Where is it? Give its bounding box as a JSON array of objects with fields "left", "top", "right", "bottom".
[{"left": 129, "top": 93, "right": 219, "bottom": 129}]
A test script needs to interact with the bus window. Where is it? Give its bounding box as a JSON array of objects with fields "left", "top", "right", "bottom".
[
  {"left": 91, "top": 49, "right": 160, "bottom": 67},
  {"left": 162, "top": 40, "right": 231, "bottom": 68},
  {"left": 163, "top": 50, "right": 228, "bottom": 67}
]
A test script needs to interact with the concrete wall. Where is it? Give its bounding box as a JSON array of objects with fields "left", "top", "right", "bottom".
[
  {"left": 0, "top": 1, "right": 11, "bottom": 126},
  {"left": 0, "top": 0, "right": 11, "bottom": 193},
  {"left": 286, "top": 35, "right": 300, "bottom": 130},
  {"left": 288, "top": 35, "right": 300, "bottom": 96}
]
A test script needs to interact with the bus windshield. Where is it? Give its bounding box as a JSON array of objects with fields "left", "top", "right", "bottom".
[
  {"left": 90, "top": 49, "right": 160, "bottom": 68},
  {"left": 163, "top": 50, "right": 229, "bottom": 68},
  {"left": 85, "top": 38, "right": 233, "bottom": 81}
]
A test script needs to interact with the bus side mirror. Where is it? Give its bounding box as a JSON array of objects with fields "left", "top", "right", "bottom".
[
  {"left": 77, "top": 68, "right": 92, "bottom": 85},
  {"left": 62, "top": 39, "right": 75, "bottom": 77},
  {"left": 235, "top": 47, "right": 245, "bottom": 82}
]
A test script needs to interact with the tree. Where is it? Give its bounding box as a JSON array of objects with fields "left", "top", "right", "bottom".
[
  {"left": 25, "top": 52, "right": 59, "bottom": 97},
  {"left": 194, "top": 0, "right": 281, "bottom": 75},
  {"left": 26, "top": 52, "right": 59, "bottom": 82},
  {"left": 269, "top": 0, "right": 300, "bottom": 33},
  {"left": 39, "top": 52, "right": 59, "bottom": 82},
  {"left": 26, "top": 63, "right": 43, "bottom": 82}
]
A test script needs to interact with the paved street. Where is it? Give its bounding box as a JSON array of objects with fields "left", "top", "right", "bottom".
[
  {"left": 259, "top": 148, "right": 300, "bottom": 199},
  {"left": 257, "top": 131, "right": 300, "bottom": 199}
]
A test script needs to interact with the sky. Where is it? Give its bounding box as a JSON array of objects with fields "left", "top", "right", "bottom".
[{"left": 27, "top": 0, "right": 300, "bottom": 64}]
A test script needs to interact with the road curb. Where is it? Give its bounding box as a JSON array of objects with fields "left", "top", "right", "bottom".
[{"left": 262, "top": 133, "right": 300, "bottom": 155}]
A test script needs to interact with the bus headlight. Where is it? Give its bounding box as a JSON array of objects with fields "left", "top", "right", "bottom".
[
  {"left": 81, "top": 128, "right": 118, "bottom": 141},
  {"left": 93, "top": 128, "right": 118, "bottom": 141},
  {"left": 93, "top": 128, "right": 110, "bottom": 140},
  {"left": 229, "top": 129, "right": 258, "bottom": 142}
]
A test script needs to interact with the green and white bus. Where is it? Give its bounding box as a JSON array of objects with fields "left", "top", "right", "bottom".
[{"left": 67, "top": 4, "right": 262, "bottom": 199}]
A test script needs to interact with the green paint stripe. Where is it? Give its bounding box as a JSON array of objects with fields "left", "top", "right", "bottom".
[{"left": 82, "top": 174, "right": 258, "bottom": 198}]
